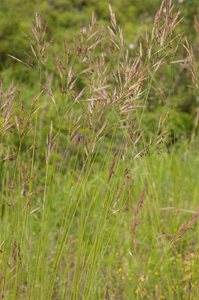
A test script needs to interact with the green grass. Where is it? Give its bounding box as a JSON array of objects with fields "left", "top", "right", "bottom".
[
  {"left": 1, "top": 143, "right": 199, "bottom": 299},
  {"left": 1, "top": 2, "right": 199, "bottom": 299}
]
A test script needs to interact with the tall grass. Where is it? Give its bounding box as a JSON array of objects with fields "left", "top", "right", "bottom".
[{"left": 1, "top": 1, "right": 199, "bottom": 299}]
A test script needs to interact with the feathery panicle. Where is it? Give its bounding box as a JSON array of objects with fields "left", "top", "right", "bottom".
[
  {"left": 40, "top": 84, "right": 56, "bottom": 104},
  {"left": 154, "top": 147, "right": 163, "bottom": 155},
  {"left": 7, "top": 55, "right": 23, "bottom": 64},
  {"left": 133, "top": 130, "right": 144, "bottom": 146},
  {"left": 170, "top": 211, "right": 199, "bottom": 248},
  {"left": 109, "top": 5, "right": 116, "bottom": 29},
  {"left": 158, "top": 115, "right": 162, "bottom": 131},
  {"left": 67, "top": 66, "right": 76, "bottom": 86},
  {"left": 156, "top": 136, "right": 166, "bottom": 145},
  {"left": 47, "top": 37, "right": 55, "bottom": 49},
  {"left": 113, "top": 179, "right": 125, "bottom": 208},
  {"left": 75, "top": 87, "right": 86, "bottom": 103},
  {"left": 194, "top": 15, "right": 199, "bottom": 41},
  {"left": 131, "top": 184, "right": 146, "bottom": 251},
  {"left": 111, "top": 208, "right": 123, "bottom": 215},
  {"left": 162, "top": 107, "right": 171, "bottom": 124},
  {"left": 22, "top": 198, "right": 32, "bottom": 213},
  {"left": 133, "top": 147, "right": 147, "bottom": 160},
  {"left": 150, "top": 133, "right": 153, "bottom": 145},
  {"left": 36, "top": 10, "right": 42, "bottom": 30},
  {"left": 108, "top": 148, "right": 118, "bottom": 183},
  {"left": 29, "top": 21, "right": 39, "bottom": 43}
]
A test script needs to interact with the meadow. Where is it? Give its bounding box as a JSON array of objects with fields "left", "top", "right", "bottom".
[{"left": 1, "top": 1, "right": 199, "bottom": 299}]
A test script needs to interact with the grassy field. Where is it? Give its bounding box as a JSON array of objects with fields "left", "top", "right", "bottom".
[{"left": 1, "top": 1, "right": 199, "bottom": 299}]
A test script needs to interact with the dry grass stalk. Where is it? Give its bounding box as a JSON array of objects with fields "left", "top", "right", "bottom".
[
  {"left": 1, "top": 122, "right": 15, "bottom": 138},
  {"left": 108, "top": 5, "right": 116, "bottom": 29},
  {"left": 3, "top": 153, "right": 16, "bottom": 161},
  {"left": 170, "top": 211, "right": 199, "bottom": 248},
  {"left": 154, "top": 147, "right": 163, "bottom": 155},
  {"left": 71, "top": 132, "right": 84, "bottom": 145},
  {"left": 158, "top": 206, "right": 174, "bottom": 211},
  {"left": 7, "top": 10, "right": 54, "bottom": 74},
  {"left": 28, "top": 143, "right": 38, "bottom": 152},
  {"left": 158, "top": 115, "right": 162, "bottom": 131},
  {"left": 150, "top": 133, "right": 153, "bottom": 145},
  {"left": 133, "top": 131, "right": 144, "bottom": 146},
  {"left": 0, "top": 239, "right": 5, "bottom": 252},
  {"left": 30, "top": 45, "right": 37, "bottom": 59},
  {"left": 119, "top": 26, "right": 123, "bottom": 47},
  {"left": 22, "top": 197, "right": 32, "bottom": 213},
  {"left": 36, "top": 10, "right": 42, "bottom": 30},
  {"left": 162, "top": 107, "right": 171, "bottom": 124},
  {"left": 86, "top": 30, "right": 101, "bottom": 43},
  {"left": 67, "top": 66, "right": 76, "bottom": 86},
  {"left": 21, "top": 50, "right": 32, "bottom": 61},
  {"left": 7, "top": 55, "right": 23, "bottom": 64},
  {"left": 54, "top": 52, "right": 65, "bottom": 79},
  {"left": 3, "top": 98, "right": 14, "bottom": 128},
  {"left": 124, "top": 118, "right": 134, "bottom": 149},
  {"left": 75, "top": 87, "right": 86, "bottom": 103},
  {"left": 47, "top": 37, "right": 55, "bottom": 49},
  {"left": 131, "top": 184, "right": 146, "bottom": 252},
  {"left": 40, "top": 84, "right": 56, "bottom": 104},
  {"left": 194, "top": 15, "right": 199, "bottom": 42},
  {"left": 22, "top": 31, "right": 34, "bottom": 44},
  {"left": 108, "top": 148, "right": 119, "bottom": 183},
  {"left": 0, "top": 77, "right": 3, "bottom": 101},
  {"left": 105, "top": 284, "right": 110, "bottom": 300},
  {"left": 29, "top": 21, "right": 39, "bottom": 43},
  {"left": 11, "top": 237, "right": 17, "bottom": 264},
  {"left": 8, "top": 181, "right": 14, "bottom": 200},
  {"left": 45, "top": 121, "right": 59, "bottom": 165},
  {"left": 113, "top": 179, "right": 125, "bottom": 208},
  {"left": 156, "top": 136, "right": 166, "bottom": 145},
  {"left": 111, "top": 207, "right": 123, "bottom": 215},
  {"left": 113, "top": 197, "right": 121, "bottom": 209},
  {"left": 133, "top": 147, "right": 147, "bottom": 160},
  {"left": 3, "top": 198, "right": 12, "bottom": 208},
  {"left": 187, "top": 275, "right": 192, "bottom": 296},
  {"left": 20, "top": 161, "right": 28, "bottom": 196},
  {"left": 29, "top": 207, "right": 40, "bottom": 215},
  {"left": 170, "top": 242, "right": 179, "bottom": 251},
  {"left": 157, "top": 234, "right": 173, "bottom": 239},
  {"left": 28, "top": 186, "right": 44, "bottom": 197}
]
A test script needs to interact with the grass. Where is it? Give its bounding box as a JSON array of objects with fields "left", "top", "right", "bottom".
[
  {"left": 1, "top": 1, "right": 199, "bottom": 299},
  {"left": 2, "top": 144, "right": 199, "bottom": 299}
]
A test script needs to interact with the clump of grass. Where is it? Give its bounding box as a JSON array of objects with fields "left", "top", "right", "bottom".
[{"left": 1, "top": 1, "right": 199, "bottom": 299}]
